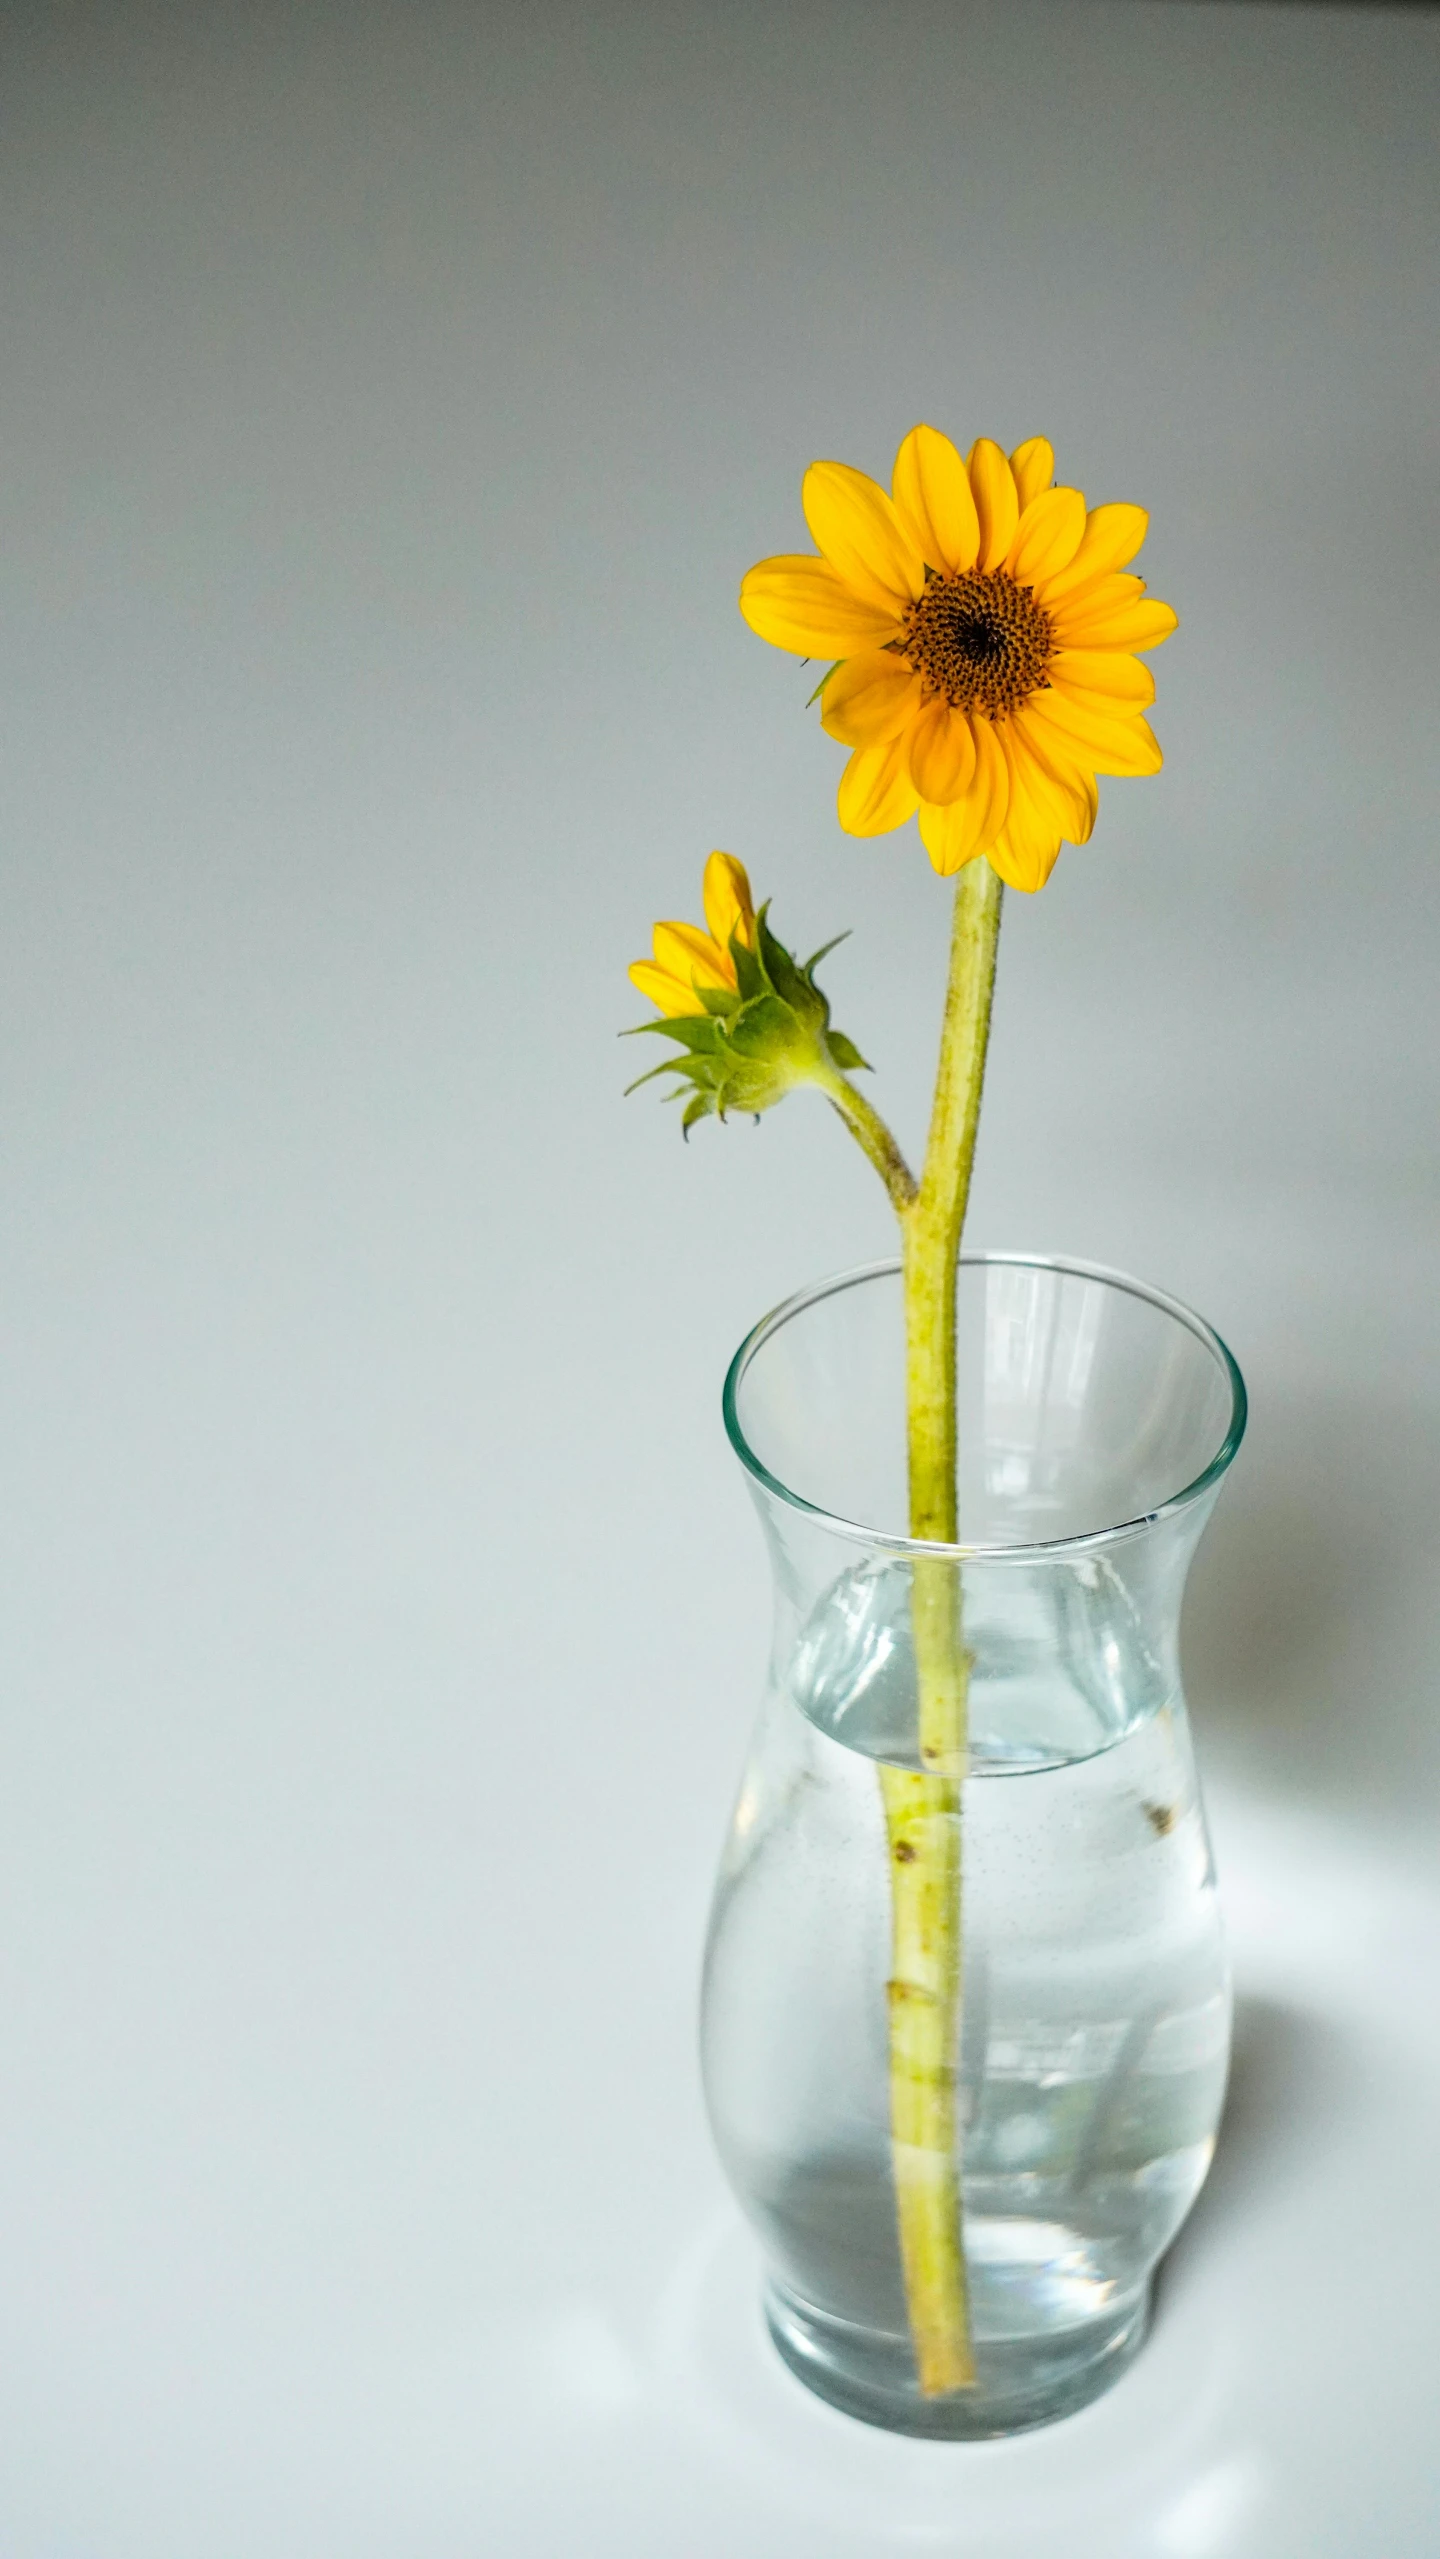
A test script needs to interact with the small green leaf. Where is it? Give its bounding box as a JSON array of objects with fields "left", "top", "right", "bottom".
[
  {"left": 805, "top": 662, "right": 840, "bottom": 708},
  {"left": 755, "top": 907, "right": 809, "bottom": 1013},
  {"left": 622, "top": 1012, "right": 723, "bottom": 1055},
  {"left": 730, "top": 934, "right": 766, "bottom": 1004},
  {"left": 622, "top": 1056, "right": 686, "bottom": 1097},
  {"left": 826, "top": 1029, "right": 870, "bottom": 1073}
]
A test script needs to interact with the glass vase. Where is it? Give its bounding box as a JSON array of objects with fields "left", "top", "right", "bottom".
[{"left": 700, "top": 1253, "right": 1246, "bottom": 2438}]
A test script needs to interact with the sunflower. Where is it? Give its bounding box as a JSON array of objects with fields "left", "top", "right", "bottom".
[
  {"left": 629, "top": 851, "right": 757, "bottom": 1017},
  {"left": 739, "top": 426, "right": 1176, "bottom": 892}
]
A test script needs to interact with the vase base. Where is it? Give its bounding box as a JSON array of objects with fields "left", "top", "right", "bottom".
[{"left": 763, "top": 2277, "right": 1151, "bottom": 2439}]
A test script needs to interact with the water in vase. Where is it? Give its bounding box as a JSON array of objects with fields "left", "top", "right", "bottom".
[{"left": 701, "top": 1547, "right": 1231, "bottom": 2434}]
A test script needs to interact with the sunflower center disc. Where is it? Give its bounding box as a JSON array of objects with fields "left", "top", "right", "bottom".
[{"left": 902, "top": 570, "right": 1054, "bottom": 719}]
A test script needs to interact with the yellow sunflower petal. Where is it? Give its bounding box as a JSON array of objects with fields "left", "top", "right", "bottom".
[
  {"left": 891, "top": 424, "right": 980, "bottom": 576},
  {"left": 986, "top": 815, "right": 1065, "bottom": 895},
  {"left": 1008, "top": 707, "right": 1100, "bottom": 842},
  {"left": 1039, "top": 503, "right": 1150, "bottom": 605},
  {"left": 1048, "top": 573, "right": 1142, "bottom": 637},
  {"left": 1050, "top": 649, "right": 1156, "bottom": 708},
  {"left": 1007, "top": 486, "right": 1086, "bottom": 588},
  {"left": 970, "top": 714, "right": 1012, "bottom": 842},
  {"left": 906, "top": 697, "right": 978, "bottom": 805},
  {"left": 966, "top": 440, "right": 1020, "bottom": 573},
  {"left": 989, "top": 731, "right": 1076, "bottom": 890},
  {"left": 1050, "top": 590, "right": 1178, "bottom": 652},
  {"left": 739, "top": 554, "right": 907, "bottom": 657},
  {"left": 919, "top": 799, "right": 985, "bottom": 876},
  {"left": 629, "top": 959, "right": 702, "bottom": 1018},
  {"left": 1058, "top": 767, "right": 1099, "bottom": 844},
  {"left": 836, "top": 735, "right": 921, "bottom": 838},
  {"left": 702, "top": 852, "right": 756, "bottom": 950},
  {"left": 652, "top": 919, "right": 733, "bottom": 990},
  {"left": 1025, "top": 691, "right": 1164, "bottom": 778},
  {"left": 802, "top": 461, "right": 925, "bottom": 615},
  {"left": 820, "top": 649, "right": 922, "bottom": 748},
  {"left": 1010, "top": 438, "right": 1055, "bottom": 510},
  {"left": 916, "top": 718, "right": 1010, "bottom": 873}
]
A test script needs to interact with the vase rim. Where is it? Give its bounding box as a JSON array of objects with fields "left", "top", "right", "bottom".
[{"left": 722, "top": 1250, "right": 1248, "bottom": 1563}]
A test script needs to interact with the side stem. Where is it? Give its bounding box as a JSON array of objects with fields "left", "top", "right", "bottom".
[
  {"left": 885, "top": 859, "right": 1003, "bottom": 2396},
  {"left": 815, "top": 1061, "right": 918, "bottom": 1217}
]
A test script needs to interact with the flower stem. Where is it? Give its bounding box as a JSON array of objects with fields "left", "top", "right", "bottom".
[
  {"left": 808, "top": 860, "right": 1003, "bottom": 2397},
  {"left": 888, "top": 859, "right": 1003, "bottom": 2395},
  {"left": 907, "top": 860, "right": 1005, "bottom": 1546}
]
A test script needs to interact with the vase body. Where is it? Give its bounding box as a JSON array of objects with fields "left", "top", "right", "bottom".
[{"left": 701, "top": 1255, "right": 1246, "bottom": 2438}]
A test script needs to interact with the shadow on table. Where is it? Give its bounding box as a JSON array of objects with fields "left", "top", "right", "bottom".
[
  {"left": 1158, "top": 1990, "right": 1358, "bottom": 2344},
  {"left": 1176, "top": 1990, "right": 1353, "bottom": 2240},
  {"left": 1181, "top": 1383, "right": 1440, "bottom": 1827}
]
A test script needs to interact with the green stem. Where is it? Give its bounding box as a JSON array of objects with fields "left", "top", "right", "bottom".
[
  {"left": 906, "top": 861, "right": 1005, "bottom": 1544},
  {"left": 811, "top": 861, "right": 1004, "bottom": 2397},
  {"left": 888, "top": 859, "right": 1003, "bottom": 2394}
]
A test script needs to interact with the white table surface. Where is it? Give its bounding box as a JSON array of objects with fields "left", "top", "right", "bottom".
[{"left": 1, "top": 3, "right": 1438, "bottom": 2551}]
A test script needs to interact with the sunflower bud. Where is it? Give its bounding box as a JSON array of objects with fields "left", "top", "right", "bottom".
[{"left": 626, "top": 861, "right": 867, "bottom": 1135}]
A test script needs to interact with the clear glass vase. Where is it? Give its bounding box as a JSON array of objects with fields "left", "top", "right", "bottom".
[{"left": 701, "top": 1253, "right": 1246, "bottom": 2438}]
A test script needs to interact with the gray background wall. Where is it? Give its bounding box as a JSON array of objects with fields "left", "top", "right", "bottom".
[{"left": 0, "top": 5, "right": 1437, "bottom": 2552}]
